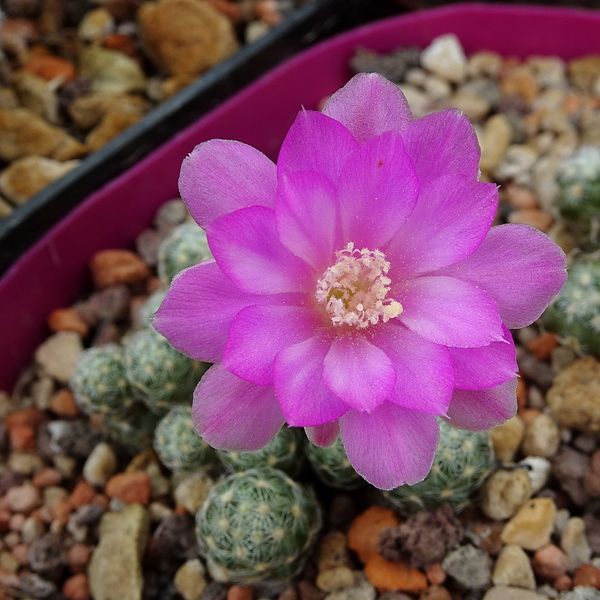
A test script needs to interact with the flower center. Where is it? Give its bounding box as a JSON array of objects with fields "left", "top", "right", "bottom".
[{"left": 316, "top": 242, "right": 403, "bottom": 329}]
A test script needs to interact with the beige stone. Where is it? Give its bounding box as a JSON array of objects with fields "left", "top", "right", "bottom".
[
  {"left": 138, "top": 0, "right": 238, "bottom": 77},
  {"left": 13, "top": 70, "right": 61, "bottom": 124},
  {"left": 520, "top": 413, "right": 560, "bottom": 458},
  {"left": 492, "top": 544, "right": 535, "bottom": 589},
  {"left": 0, "top": 107, "right": 68, "bottom": 161},
  {"left": 501, "top": 498, "right": 557, "bottom": 550},
  {"left": 479, "top": 114, "right": 512, "bottom": 174},
  {"left": 0, "top": 156, "right": 80, "bottom": 204},
  {"left": 560, "top": 517, "right": 592, "bottom": 571},
  {"left": 88, "top": 504, "right": 149, "bottom": 600},
  {"left": 86, "top": 110, "right": 142, "bottom": 151},
  {"left": 491, "top": 415, "right": 525, "bottom": 463},
  {"left": 481, "top": 468, "right": 532, "bottom": 521},
  {"left": 174, "top": 559, "right": 207, "bottom": 600},
  {"left": 316, "top": 566, "right": 355, "bottom": 592},
  {"left": 449, "top": 89, "right": 491, "bottom": 121},
  {"left": 69, "top": 93, "right": 151, "bottom": 130},
  {"left": 420, "top": 33, "right": 467, "bottom": 83},
  {"left": 79, "top": 46, "right": 146, "bottom": 95},
  {"left": 547, "top": 356, "right": 600, "bottom": 433},
  {"left": 482, "top": 586, "right": 550, "bottom": 600},
  {"left": 34, "top": 331, "right": 83, "bottom": 384},
  {"left": 77, "top": 7, "right": 115, "bottom": 42}
]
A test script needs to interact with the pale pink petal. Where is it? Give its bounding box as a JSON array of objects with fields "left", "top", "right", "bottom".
[
  {"left": 192, "top": 364, "right": 285, "bottom": 450},
  {"left": 322, "top": 73, "right": 413, "bottom": 144},
  {"left": 339, "top": 403, "right": 439, "bottom": 490},
  {"left": 445, "top": 378, "right": 518, "bottom": 431},
  {"left": 401, "top": 109, "right": 480, "bottom": 181},
  {"left": 386, "top": 176, "right": 498, "bottom": 277},
  {"left": 322, "top": 334, "right": 396, "bottom": 412},
  {"left": 223, "top": 305, "right": 319, "bottom": 386},
  {"left": 275, "top": 171, "right": 340, "bottom": 271},
  {"left": 437, "top": 224, "right": 568, "bottom": 329},
  {"left": 305, "top": 422, "right": 339, "bottom": 447},
  {"left": 179, "top": 140, "right": 276, "bottom": 229},
  {"left": 371, "top": 325, "right": 454, "bottom": 415},
  {"left": 154, "top": 260, "right": 268, "bottom": 363},
  {"left": 449, "top": 326, "right": 518, "bottom": 390},
  {"left": 207, "top": 205, "right": 313, "bottom": 295},
  {"left": 337, "top": 131, "right": 418, "bottom": 249},
  {"left": 277, "top": 110, "right": 359, "bottom": 181},
  {"left": 396, "top": 275, "right": 505, "bottom": 348},
  {"left": 273, "top": 333, "right": 349, "bottom": 427}
]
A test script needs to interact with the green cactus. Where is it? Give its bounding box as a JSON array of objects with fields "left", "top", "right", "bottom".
[
  {"left": 103, "top": 402, "right": 161, "bottom": 452},
  {"left": 305, "top": 436, "right": 363, "bottom": 490},
  {"left": 70, "top": 344, "right": 135, "bottom": 415},
  {"left": 542, "top": 257, "right": 600, "bottom": 357},
  {"left": 196, "top": 467, "right": 322, "bottom": 583},
  {"left": 154, "top": 405, "right": 217, "bottom": 471},
  {"left": 158, "top": 221, "right": 212, "bottom": 284},
  {"left": 216, "top": 427, "right": 302, "bottom": 476},
  {"left": 557, "top": 145, "right": 600, "bottom": 222},
  {"left": 124, "top": 327, "right": 207, "bottom": 414},
  {"left": 382, "top": 419, "right": 495, "bottom": 514},
  {"left": 137, "top": 288, "right": 168, "bottom": 329}
]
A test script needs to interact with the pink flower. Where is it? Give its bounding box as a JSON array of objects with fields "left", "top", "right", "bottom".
[{"left": 154, "top": 73, "right": 567, "bottom": 490}]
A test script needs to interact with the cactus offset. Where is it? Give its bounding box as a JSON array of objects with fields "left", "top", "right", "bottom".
[{"left": 196, "top": 467, "right": 321, "bottom": 583}]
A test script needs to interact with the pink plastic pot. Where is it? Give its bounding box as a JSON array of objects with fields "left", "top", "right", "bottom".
[{"left": 2, "top": 2, "right": 600, "bottom": 391}]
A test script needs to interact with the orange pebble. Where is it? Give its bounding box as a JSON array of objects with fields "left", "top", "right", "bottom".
[
  {"left": 553, "top": 573, "right": 573, "bottom": 592},
  {"left": 102, "top": 33, "right": 139, "bottom": 61},
  {"left": 67, "top": 543, "right": 92, "bottom": 573},
  {"left": 419, "top": 585, "right": 452, "bottom": 600},
  {"left": 105, "top": 471, "right": 151, "bottom": 505},
  {"left": 47, "top": 308, "right": 89, "bottom": 337},
  {"left": 62, "top": 573, "right": 90, "bottom": 600},
  {"left": 573, "top": 564, "right": 600, "bottom": 589},
  {"left": 519, "top": 408, "right": 542, "bottom": 426},
  {"left": 425, "top": 563, "right": 446, "bottom": 586},
  {"left": 364, "top": 555, "right": 428, "bottom": 594},
  {"left": 516, "top": 377, "right": 527, "bottom": 411},
  {"left": 227, "top": 585, "right": 254, "bottom": 600},
  {"left": 69, "top": 481, "right": 96, "bottom": 509},
  {"left": 53, "top": 498, "right": 73, "bottom": 524},
  {"left": 205, "top": 0, "right": 242, "bottom": 22},
  {"left": 32, "top": 468, "right": 63, "bottom": 488},
  {"left": 9, "top": 424, "right": 36, "bottom": 450},
  {"left": 174, "top": 505, "right": 189, "bottom": 516},
  {"left": 526, "top": 332, "right": 559, "bottom": 361},
  {"left": 49, "top": 389, "right": 80, "bottom": 418},
  {"left": 90, "top": 249, "right": 151, "bottom": 289},
  {"left": 5, "top": 407, "right": 46, "bottom": 431},
  {"left": 347, "top": 506, "right": 399, "bottom": 564},
  {"left": 24, "top": 54, "right": 76, "bottom": 81}
]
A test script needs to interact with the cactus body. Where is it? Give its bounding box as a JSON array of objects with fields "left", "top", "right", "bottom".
[
  {"left": 103, "top": 402, "right": 161, "bottom": 452},
  {"left": 137, "top": 288, "right": 168, "bottom": 329},
  {"left": 196, "top": 467, "right": 321, "bottom": 582},
  {"left": 154, "top": 405, "right": 216, "bottom": 471},
  {"left": 382, "top": 419, "right": 495, "bottom": 514},
  {"left": 158, "top": 222, "right": 212, "bottom": 284},
  {"left": 542, "top": 258, "right": 600, "bottom": 357},
  {"left": 305, "top": 436, "right": 363, "bottom": 490},
  {"left": 557, "top": 145, "right": 600, "bottom": 222},
  {"left": 217, "top": 427, "right": 301, "bottom": 476},
  {"left": 124, "top": 328, "right": 206, "bottom": 414},
  {"left": 70, "top": 344, "right": 135, "bottom": 415}
]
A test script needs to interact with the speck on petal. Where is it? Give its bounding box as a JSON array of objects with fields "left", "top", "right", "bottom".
[{"left": 339, "top": 403, "right": 439, "bottom": 490}]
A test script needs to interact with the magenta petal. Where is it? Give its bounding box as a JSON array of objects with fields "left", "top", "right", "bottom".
[
  {"left": 386, "top": 176, "right": 498, "bottom": 276},
  {"left": 154, "top": 260, "right": 267, "bottom": 363},
  {"left": 223, "top": 305, "right": 318, "bottom": 385},
  {"left": 208, "top": 205, "right": 313, "bottom": 295},
  {"left": 277, "top": 110, "right": 359, "bottom": 181},
  {"left": 371, "top": 325, "right": 454, "bottom": 415},
  {"left": 396, "top": 275, "right": 505, "bottom": 348},
  {"left": 337, "top": 131, "right": 418, "bottom": 249},
  {"left": 339, "top": 403, "right": 439, "bottom": 490},
  {"left": 305, "top": 422, "right": 339, "bottom": 447},
  {"left": 445, "top": 378, "right": 518, "bottom": 431},
  {"left": 449, "top": 326, "right": 518, "bottom": 390},
  {"left": 322, "top": 334, "right": 395, "bottom": 412},
  {"left": 274, "top": 333, "right": 349, "bottom": 427},
  {"left": 192, "top": 364, "right": 285, "bottom": 450},
  {"left": 437, "top": 224, "right": 568, "bottom": 329},
  {"left": 322, "top": 73, "right": 413, "bottom": 144},
  {"left": 401, "top": 109, "right": 480, "bottom": 181},
  {"left": 276, "top": 171, "right": 340, "bottom": 271},
  {"left": 179, "top": 140, "right": 276, "bottom": 229}
]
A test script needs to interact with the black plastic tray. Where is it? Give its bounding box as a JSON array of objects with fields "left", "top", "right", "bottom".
[{"left": 0, "top": 0, "right": 404, "bottom": 276}]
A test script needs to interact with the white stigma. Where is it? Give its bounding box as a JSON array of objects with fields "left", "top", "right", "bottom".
[{"left": 316, "top": 242, "right": 403, "bottom": 329}]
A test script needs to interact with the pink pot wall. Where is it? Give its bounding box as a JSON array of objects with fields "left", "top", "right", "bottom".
[{"left": 2, "top": 3, "right": 600, "bottom": 390}]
